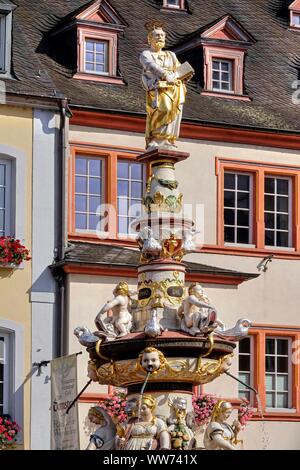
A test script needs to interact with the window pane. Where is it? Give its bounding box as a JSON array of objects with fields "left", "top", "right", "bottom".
[
  {"left": 96, "top": 42, "right": 105, "bottom": 53},
  {"left": 237, "top": 175, "right": 250, "bottom": 191},
  {"left": 221, "top": 62, "right": 229, "bottom": 71},
  {"left": 212, "top": 71, "right": 219, "bottom": 80},
  {"left": 237, "top": 192, "right": 250, "bottom": 209},
  {"left": 118, "top": 198, "right": 128, "bottom": 216},
  {"left": 118, "top": 162, "right": 129, "bottom": 179},
  {"left": 266, "top": 338, "right": 275, "bottom": 354},
  {"left": 277, "top": 375, "right": 288, "bottom": 391},
  {"left": 85, "top": 41, "right": 94, "bottom": 51},
  {"left": 89, "top": 215, "right": 100, "bottom": 231},
  {"left": 239, "top": 355, "right": 250, "bottom": 371},
  {"left": 265, "top": 230, "right": 274, "bottom": 246},
  {"left": 221, "top": 72, "right": 229, "bottom": 81},
  {"left": 277, "top": 196, "right": 288, "bottom": 213},
  {"left": 266, "top": 392, "right": 275, "bottom": 407},
  {"left": 238, "top": 372, "right": 250, "bottom": 386},
  {"left": 129, "top": 201, "right": 142, "bottom": 218},
  {"left": 277, "top": 179, "right": 289, "bottom": 195},
  {"left": 0, "top": 363, "right": 3, "bottom": 381},
  {"left": 75, "top": 195, "right": 87, "bottom": 212},
  {"left": 224, "top": 173, "right": 235, "bottom": 189},
  {"left": 265, "top": 374, "right": 275, "bottom": 390},
  {"left": 224, "top": 190, "right": 235, "bottom": 207},
  {"left": 239, "top": 390, "right": 250, "bottom": 401},
  {"left": 131, "top": 182, "right": 143, "bottom": 198},
  {"left": 212, "top": 81, "right": 220, "bottom": 89},
  {"left": 118, "top": 217, "right": 128, "bottom": 233},
  {"left": 85, "top": 62, "right": 94, "bottom": 71},
  {"left": 96, "top": 64, "right": 105, "bottom": 72},
  {"left": 89, "top": 196, "right": 101, "bottom": 213},
  {"left": 277, "top": 339, "right": 288, "bottom": 356},
  {"left": 89, "top": 178, "right": 101, "bottom": 195},
  {"left": 75, "top": 176, "right": 87, "bottom": 193},
  {"left": 75, "top": 158, "right": 87, "bottom": 175},
  {"left": 118, "top": 181, "right": 129, "bottom": 197},
  {"left": 224, "top": 209, "right": 234, "bottom": 225},
  {"left": 265, "top": 178, "right": 275, "bottom": 194},
  {"left": 237, "top": 228, "right": 249, "bottom": 244},
  {"left": 86, "top": 52, "right": 94, "bottom": 62},
  {"left": 266, "top": 355, "right": 275, "bottom": 372},
  {"left": 0, "top": 337, "right": 4, "bottom": 358},
  {"left": 276, "top": 393, "right": 288, "bottom": 408},
  {"left": 89, "top": 160, "right": 101, "bottom": 177},
  {"left": 76, "top": 213, "right": 87, "bottom": 230},
  {"left": 0, "top": 210, "right": 4, "bottom": 232},
  {"left": 239, "top": 338, "right": 250, "bottom": 354},
  {"left": 221, "top": 82, "right": 230, "bottom": 90},
  {"left": 277, "top": 231, "right": 288, "bottom": 247},
  {"left": 0, "top": 187, "right": 4, "bottom": 208},
  {"left": 237, "top": 210, "right": 249, "bottom": 227},
  {"left": 265, "top": 195, "right": 274, "bottom": 211},
  {"left": 224, "top": 226, "right": 234, "bottom": 243},
  {"left": 265, "top": 212, "right": 275, "bottom": 229},
  {"left": 277, "top": 356, "right": 288, "bottom": 373},
  {"left": 131, "top": 163, "right": 143, "bottom": 180},
  {"left": 0, "top": 165, "right": 5, "bottom": 186},
  {"left": 277, "top": 214, "right": 288, "bottom": 231}
]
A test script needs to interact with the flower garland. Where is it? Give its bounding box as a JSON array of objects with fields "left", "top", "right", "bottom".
[
  {"left": 193, "top": 394, "right": 254, "bottom": 427},
  {"left": 0, "top": 417, "right": 21, "bottom": 450},
  {"left": 99, "top": 391, "right": 128, "bottom": 423},
  {"left": 192, "top": 394, "right": 219, "bottom": 426},
  {"left": 0, "top": 237, "right": 31, "bottom": 266}
]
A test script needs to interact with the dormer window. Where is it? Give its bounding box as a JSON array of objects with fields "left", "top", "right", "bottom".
[
  {"left": 163, "top": 0, "right": 185, "bottom": 9},
  {"left": 84, "top": 39, "right": 108, "bottom": 75},
  {"left": 200, "top": 15, "right": 255, "bottom": 101},
  {"left": 292, "top": 13, "right": 300, "bottom": 26},
  {"left": 289, "top": 1, "right": 300, "bottom": 29},
  {"left": 0, "top": 2, "right": 16, "bottom": 77},
  {"left": 50, "top": 0, "right": 126, "bottom": 84},
  {"left": 212, "top": 59, "right": 233, "bottom": 93}
]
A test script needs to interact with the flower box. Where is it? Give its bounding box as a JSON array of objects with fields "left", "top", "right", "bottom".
[{"left": 0, "top": 237, "right": 31, "bottom": 268}]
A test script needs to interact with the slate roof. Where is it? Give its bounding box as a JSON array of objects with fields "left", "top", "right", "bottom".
[
  {"left": 4, "top": 0, "right": 300, "bottom": 131},
  {"left": 56, "top": 241, "right": 259, "bottom": 281}
]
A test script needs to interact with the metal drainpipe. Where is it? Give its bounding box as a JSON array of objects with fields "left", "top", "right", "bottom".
[{"left": 55, "top": 98, "right": 71, "bottom": 357}]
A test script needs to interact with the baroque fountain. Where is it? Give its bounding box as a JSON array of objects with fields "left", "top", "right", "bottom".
[{"left": 74, "top": 21, "right": 252, "bottom": 451}]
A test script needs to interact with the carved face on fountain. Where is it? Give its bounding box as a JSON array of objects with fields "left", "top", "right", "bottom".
[
  {"left": 140, "top": 348, "right": 161, "bottom": 372},
  {"left": 125, "top": 398, "right": 138, "bottom": 418},
  {"left": 138, "top": 346, "right": 167, "bottom": 373}
]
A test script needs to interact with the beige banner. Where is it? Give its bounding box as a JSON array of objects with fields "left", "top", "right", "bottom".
[{"left": 50, "top": 354, "right": 80, "bottom": 450}]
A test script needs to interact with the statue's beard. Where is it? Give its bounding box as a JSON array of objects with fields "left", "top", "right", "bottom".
[{"left": 154, "top": 40, "right": 165, "bottom": 49}]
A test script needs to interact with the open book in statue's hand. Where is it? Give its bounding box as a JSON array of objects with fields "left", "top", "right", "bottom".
[{"left": 176, "top": 62, "right": 195, "bottom": 81}]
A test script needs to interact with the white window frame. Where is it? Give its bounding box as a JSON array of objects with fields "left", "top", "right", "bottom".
[
  {"left": 238, "top": 336, "right": 255, "bottom": 404},
  {"left": 291, "top": 12, "right": 300, "bottom": 27},
  {"left": 265, "top": 336, "right": 292, "bottom": 411},
  {"left": 212, "top": 59, "right": 233, "bottom": 93},
  {"left": 0, "top": 332, "right": 10, "bottom": 416},
  {"left": 264, "top": 176, "right": 292, "bottom": 249},
  {"left": 75, "top": 155, "right": 105, "bottom": 233},
  {"left": 165, "top": 0, "right": 181, "bottom": 8},
  {"left": 84, "top": 38, "right": 109, "bottom": 76},
  {"left": 0, "top": 158, "right": 12, "bottom": 236},
  {"left": 224, "top": 171, "right": 254, "bottom": 246},
  {"left": 0, "top": 4, "right": 15, "bottom": 77},
  {"left": 117, "top": 160, "right": 145, "bottom": 238},
  {"left": 0, "top": 14, "right": 6, "bottom": 72}
]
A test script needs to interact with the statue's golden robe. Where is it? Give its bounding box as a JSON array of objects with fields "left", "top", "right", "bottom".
[{"left": 140, "top": 50, "right": 186, "bottom": 146}]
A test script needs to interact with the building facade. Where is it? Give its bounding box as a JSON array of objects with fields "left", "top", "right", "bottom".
[{"left": 1, "top": 0, "right": 300, "bottom": 449}]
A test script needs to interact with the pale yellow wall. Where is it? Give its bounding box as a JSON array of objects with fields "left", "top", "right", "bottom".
[
  {"left": 0, "top": 105, "right": 33, "bottom": 449},
  {"left": 69, "top": 125, "right": 300, "bottom": 449}
]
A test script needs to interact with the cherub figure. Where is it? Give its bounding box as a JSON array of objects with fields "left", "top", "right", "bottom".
[
  {"left": 178, "top": 284, "right": 224, "bottom": 336},
  {"left": 95, "top": 282, "right": 137, "bottom": 340}
]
